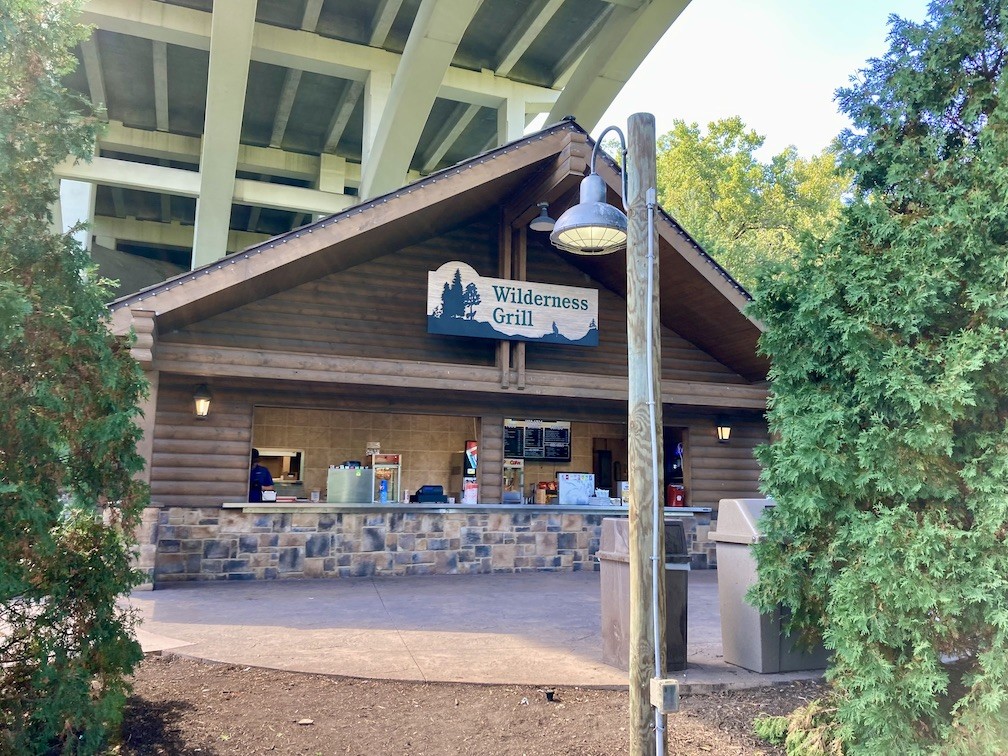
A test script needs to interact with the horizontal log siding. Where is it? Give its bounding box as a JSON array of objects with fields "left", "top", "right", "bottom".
[
  {"left": 522, "top": 245, "right": 747, "bottom": 384},
  {"left": 150, "top": 381, "right": 253, "bottom": 508},
  {"left": 480, "top": 415, "right": 504, "bottom": 504},
  {"left": 150, "top": 374, "right": 767, "bottom": 511},
  {"left": 162, "top": 217, "right": 751, "bottom": 390},
  {"left": 685, "top": 419, "right": 768, "bottom": 512},
  {"left": 161, "top": 222, "right": 498, "bottom": 366}
]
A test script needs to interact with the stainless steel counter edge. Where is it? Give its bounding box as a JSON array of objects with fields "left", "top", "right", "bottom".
[{"left": 221, "top": 502, "right": 711, "bottom": 516}]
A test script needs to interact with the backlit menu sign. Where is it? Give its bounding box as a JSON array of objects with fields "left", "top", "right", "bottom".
[{"left": 503, "top": 419, "right": 571, "bottom": 462}]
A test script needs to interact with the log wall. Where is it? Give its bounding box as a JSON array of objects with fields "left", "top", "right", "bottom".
[
  {"left": 150, "top": 383, "right": 252, "bottom": 509},
  {"left": 162, "top": 221, "right": 498, "bottom": 366},
  {"left": 522, "top": 237, "right": 747, "bottom": 384},
  {"left": 161, "top": 216, "right": 746, "bottom": 387},
  {"left": 147, "top": 213, "right": 768, "bottom": 546},
  {"left": 150, "top": 375, "right": 767, "bottom": 526}
]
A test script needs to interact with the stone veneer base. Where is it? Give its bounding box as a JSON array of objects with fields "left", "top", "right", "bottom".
[{"left": 150, "top": 506, "right": 713, "bottom": 582}]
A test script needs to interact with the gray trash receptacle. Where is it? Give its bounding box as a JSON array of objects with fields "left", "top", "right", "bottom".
[
  {"left": 599, "top": 517, "right": 691, "bottom": 672},
  {"left": 710, "top": 498, "right": 829, "bottom": 673}
]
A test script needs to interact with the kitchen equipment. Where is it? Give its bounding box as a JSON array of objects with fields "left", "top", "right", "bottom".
[
  {"left": 326, "top": 465, "right": 372, "bottom": 504},
  {"left": 503, "top": 458, "right": 524, "bottom": 500},
  {"left": 368, "top": 454, "right": 401, "bottom": 504}
]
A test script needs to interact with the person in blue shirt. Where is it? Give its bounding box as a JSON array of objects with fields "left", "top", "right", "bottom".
[{"left": 249, "top": 448, "right": 274, "bottom": 502}]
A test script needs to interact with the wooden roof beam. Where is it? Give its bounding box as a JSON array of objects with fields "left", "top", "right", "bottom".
[
  {"left": 151, "top": 342, "right": 768, "bottom": 408},
  {"left": 503, "top": 132, "right": 589, "bottom": 227}
]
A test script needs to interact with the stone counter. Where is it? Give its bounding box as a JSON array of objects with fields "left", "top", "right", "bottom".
[{"left": 151, "top": 504, "right": 713, "bottom": 583}]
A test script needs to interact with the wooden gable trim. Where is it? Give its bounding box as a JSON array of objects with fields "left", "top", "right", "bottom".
[
  {"left": 127, "top": 309, "right": 157, "bottom": 369},
  {"left": 503, "top": 130, "right": 590, "bottom": 228}
]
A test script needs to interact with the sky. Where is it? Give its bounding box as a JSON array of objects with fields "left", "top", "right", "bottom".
[{"left": 596, "top": 0, "right": 932, "bottom": 158}]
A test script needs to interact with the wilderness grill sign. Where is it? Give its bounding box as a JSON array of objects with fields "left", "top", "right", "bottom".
[{"left": 427, "top": 262, "right": 599, "bottom": 346}]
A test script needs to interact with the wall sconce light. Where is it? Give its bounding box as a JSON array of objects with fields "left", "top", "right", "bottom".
[
  {"left": 716, "top": 419, "right": 732, "bottom": 444},
  {"left": 529, "top": 202, "right": 556, "bottom": 232},
  {"left": 193, "top": 384, "right": 212, "bottom": 418}
]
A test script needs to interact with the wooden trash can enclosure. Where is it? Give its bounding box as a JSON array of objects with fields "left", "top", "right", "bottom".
[{"left": 598, "top": 517, "right": 690, "bottom": 672}]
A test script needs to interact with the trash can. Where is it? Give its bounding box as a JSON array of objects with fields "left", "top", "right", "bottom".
[
  {"left": 710, "top": 499, "right": 830, "bottom": 673},
  {"left": 598, "top": 517, "right": 691, "bottom": 673},
  {"left": 664, "top": 519, "right": 690, "bottom": 671}
]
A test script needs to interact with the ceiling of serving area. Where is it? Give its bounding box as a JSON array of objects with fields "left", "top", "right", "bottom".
[{"left": 63, "top": 0, "right": 692, "bottom": 279}]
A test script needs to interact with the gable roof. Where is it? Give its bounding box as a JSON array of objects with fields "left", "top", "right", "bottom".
[{"left": 110, "top": 120, "right": 769, "bottom": 382}]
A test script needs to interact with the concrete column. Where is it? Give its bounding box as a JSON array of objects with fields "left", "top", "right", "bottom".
[
  {"left": 362, "top": 71, "right": 392, "bottom": 172},
  {"left": 497, "top": 96, "right": 525, "bottom": 146},
  {"left": 59, "top": 179, "right": 97, "bottom": 250},
  {"left": 319, "top": 153, "right": 347, "bottom": 194},
  {"left": 191, "top": 0, "right": 258, "bottom": 269}
]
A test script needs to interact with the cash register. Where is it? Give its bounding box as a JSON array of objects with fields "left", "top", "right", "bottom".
[{"left": 410, "top": 484, "right": 448, "bottom": 504}]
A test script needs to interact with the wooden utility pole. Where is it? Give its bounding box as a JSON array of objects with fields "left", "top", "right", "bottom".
[{"left": 625, "top": 112, "right": 665, "bottom": 756}]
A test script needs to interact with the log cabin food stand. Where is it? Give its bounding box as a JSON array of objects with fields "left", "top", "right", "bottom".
[{"left": 114, "top": 121, "right": 770, "bottom": 586}]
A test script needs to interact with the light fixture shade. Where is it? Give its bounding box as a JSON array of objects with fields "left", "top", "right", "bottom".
[
  {"left": 550, "top": 173, "right": 627, "bottom": 255},
  {"left": 529, "top": 202, "right": 556, "bottom": 232},
  {"left": 716, "top": 421, "right": 731, "bottom": 443},
  {"left": 193, "top": 384, "right": 212, "bottom": 418}
]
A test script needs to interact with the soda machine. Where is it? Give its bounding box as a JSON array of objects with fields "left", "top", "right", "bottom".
[{"left": 449, "top": 440, "right": 478, "bottom": 504}]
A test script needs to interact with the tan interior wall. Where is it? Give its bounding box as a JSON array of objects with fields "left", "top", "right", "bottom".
[
  {"left": 252, "top": 411, "right": 635, "bottom": 502},
  {"left": 253, "top": 407, "right": 478, "bottom": 499}
]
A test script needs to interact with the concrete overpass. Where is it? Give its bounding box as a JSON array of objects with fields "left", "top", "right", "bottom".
[{"left": 57, "top": 0, "right": 691, "bottom": 288}]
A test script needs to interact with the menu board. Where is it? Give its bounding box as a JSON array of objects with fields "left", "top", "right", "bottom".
[{"left": 504, "top": 419, "right": 571, "bottom": 461}]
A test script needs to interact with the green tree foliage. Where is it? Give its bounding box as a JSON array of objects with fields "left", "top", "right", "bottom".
[
  {"left": 0, "top": 0, "right": 149, "bottom": 752},
  {"left": 655, "top": 116, "right": 847, "bottom": 289},
  {"left": 750, "top": 1, "right": 1008, "bottom": 753}
]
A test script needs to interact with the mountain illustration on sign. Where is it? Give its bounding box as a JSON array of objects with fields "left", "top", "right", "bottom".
[{"left": 429, "top": 266, "right": 598, "bottom": 346}]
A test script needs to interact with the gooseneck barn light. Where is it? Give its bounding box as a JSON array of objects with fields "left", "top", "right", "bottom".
[
  {"left": 528, "top": 202, "right": 556, "bottom": 232},
  {"left": 549, "top": 125, "right": 629, "bottom": 255}
]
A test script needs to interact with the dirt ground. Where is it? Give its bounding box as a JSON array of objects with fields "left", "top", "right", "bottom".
[{"left": 115, "top": 655, "right": 822, "bottom": 755}]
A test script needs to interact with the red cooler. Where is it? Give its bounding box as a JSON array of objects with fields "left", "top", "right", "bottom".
[{"left": 667, "top": 484, "right": 686, "bottom": 507}]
